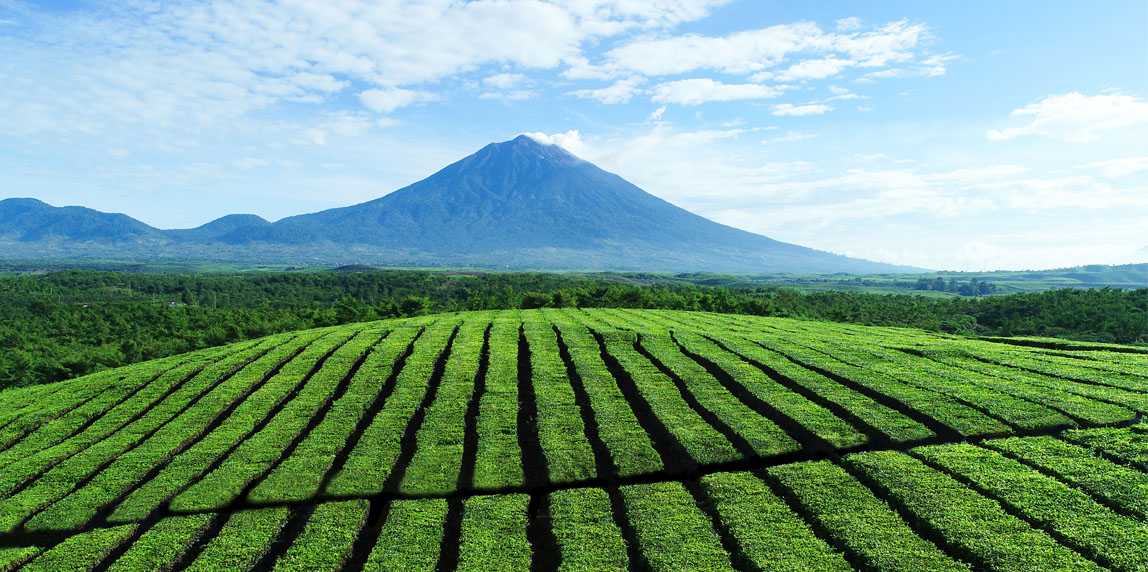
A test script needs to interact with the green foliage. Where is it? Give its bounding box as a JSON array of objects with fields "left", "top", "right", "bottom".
[
  {"left": 522, "top": 316, "right": 597, "bottom": 484},
  {"left": 701, "top": 471, "right": 852, "bottom": 571},
  {"left": 107, "top": 514, "right": 213, "bottom": 572},
  {"left": 249, "top": 327, "right": 424, "bottom": 503},
  {"left": 665, "top": 315, "right": 933, "bottom": 443},
  {"left": 634, "top": 331, "right": 801, "bottom": 457},
  {"left": 670, "top": 330, "right": 867, "bottom": 449},
  {"left": 549, "top": 488, "right": 629, "bottom": 571},
  {"left": 546, "top": 312, "right": 663, "bottom": 477},
  {"left": 747, "top": 327, "right": 1010, "bottom": 438},
  {"left": 22, "top": 524, "right": 137, "bottom": 572},
  {"left": 401, "top": 320, "right": 487, "bottom": 494},
  {"left": 620, "top": 482, "right": 733, "bottom": 571},
  {"left": 325, "top": 322, "right": 458, "bottom": 497},
  {"left": 471, "top": 317, "right": 525, "bottom": 490},
  {"left": 767, "top": 460, "right": 967, "bottom": 571},
  {"left": 1062, "top": 425, "right": 1148, "bottom": 469},
  {"left": 274, "top": 501, "right": 367, "bottom": 571},
  {"left": 1, "top": 269, "right": 1143, "bottom": 389},
  {"left": 184, "top": 508, "right": 288, "bottom": 571},
  {"left": 0, "top": 309, "right": 1145, "bottom": 569},
  {"left": 0, "top": 546, "right": 41, "bottom": 570},
  {"left": 597, "top": 330, "right": 744, "bottom": 465},
  {"left": 173, "top": 332, "right": 380, "bottom": 511},
  {"left": 984, "top": 436, "right": 1148, "bottom": 519},
  {"left": 845, "top": 450, "right": 1101, "bottom": 571},
  {"left": 914, "top": 443, "right": 1148, "bottom": 571},
  {"left": 457, "top": 494, "right": 532, "bottom": 571},
  {"left": 365, "top": 500, "right": 447, "bottom": 571}
]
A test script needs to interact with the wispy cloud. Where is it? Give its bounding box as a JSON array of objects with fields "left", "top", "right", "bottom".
[
  {"left": 1080, "top": 156, "right": 1148, "bottom": 178},
  {"left": 0, "top": 0, "right": 728, "bottom": 137},
  {"left": 988, "top": 92, "right": 1148, "bottom": 143},
  {"left": 359, "top": 89, "right": 435, "bottom": 114},
  {"left": 651, "top": 79, "right": 783, "bottom": 105},
  {"left": 587, "top": 20, "right": 930, "bottom": 78},
  {"left": 771, "top": 103, "right": 832, "bottom": 116},
  {"left": 570, "top": 77, "right": 646, "bottom": 104}
]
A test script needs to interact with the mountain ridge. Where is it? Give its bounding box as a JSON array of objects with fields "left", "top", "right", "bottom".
[{"left": 0, "top": 136, "right": 920, "bottom": 273}]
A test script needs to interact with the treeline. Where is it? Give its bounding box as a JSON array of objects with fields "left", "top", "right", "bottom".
[
  {"left": 1, "top": 270, "right": 1144, "bottom": 389},
  {"left": 912, "top": 277, "right": 997, "bottom": 296}
]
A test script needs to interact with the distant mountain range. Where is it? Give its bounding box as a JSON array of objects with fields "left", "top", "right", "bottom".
[{"left": 0, "top": 136, "right": 919, "bottom": 274}]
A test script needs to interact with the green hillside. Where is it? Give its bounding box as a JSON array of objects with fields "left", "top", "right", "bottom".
[{"left": 0, "top": 309, "right": 1146, "bottom": 571}]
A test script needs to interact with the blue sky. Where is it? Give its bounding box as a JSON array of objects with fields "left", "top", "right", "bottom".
[{"left": 2, "top": 0, "right": 1146, "bottom": 270}]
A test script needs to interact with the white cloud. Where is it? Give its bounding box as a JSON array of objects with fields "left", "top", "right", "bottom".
[
  {"left": 771, "top": 103, "right": 832, "bottom": 116},
  {"left": 569, "top": 18, "right": 941, "bottom": 102},
  {"left": 762, "top": 130, "right": 816, "bottom": 144},
  {"left": 521, "top": 129, "right": 589, "bottom": 157},
  {"left": 563, "top": 0, "right": 730, "bottom": 32},
  {"left": 648, "top": 106, "right": 667, "bottom": 122},
  {"left": 651, "top": 79, "right": 783, "bottom": 105},
  {"left": 836, "top": 17, "right": 862, "bottom": 32},
  {"left": 858, "top": 68, "right": 903, "bottom": 81},
  {"left": 480, "top": 73, "right": 537, "bottom": 101},
  {"left": 594, "top": 20, "right": 929, "bottom": 78},
  {"left": 289, "top": 73, "right": 348, "bottom": 94},
  {"left": 775, "top": 57, "right": 850, "bottom": 81},
  {"left": 301, "top": 111, "right": 380, "bottom": 146},
  {"left": 479, "top": 90, "right": 538, "bottom": 101},
  {"left": 0, "top": 1, "right": 726, "bottom": 136},
  {"left": 482, "top": 73, "right": 529, "bottom": 89},
  {"left": 570, "top": 77, "right": 646, "bottom": 104},
  {"left": 1080, "top": 156, "right": 1148, "bottom": 178},
  {"left": 358, "top": 88, "right": 432, "bottom": 114},
  {"left": 919, "top": 53, "right": 958, "bottom": 77},
  {"left": 825, "top": 86, "right": 861, "bottom": 101},
  {"left": 987, "top": 92, "right": 1148, "bottom": 143},
  {"left": 856, "top": 52, "right": 957, "bottom": 83}
]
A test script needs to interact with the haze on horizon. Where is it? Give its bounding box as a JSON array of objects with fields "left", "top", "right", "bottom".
[{"left": 1, "top": 0, "right": 1146, "bottom": 272}]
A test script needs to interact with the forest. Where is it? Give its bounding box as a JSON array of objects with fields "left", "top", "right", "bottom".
[{"left": 1, "top": 269, "right": 1144, "bottom": 389}]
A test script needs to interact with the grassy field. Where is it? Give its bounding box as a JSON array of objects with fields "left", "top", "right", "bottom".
[
  {"left": 0, "top": 308, "right": 1145, "bottom": 570},
  {"left": 654, "top": 263, "right": 1148, "bottom": 296}
]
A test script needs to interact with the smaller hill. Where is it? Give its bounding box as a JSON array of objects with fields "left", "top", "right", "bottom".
[
  {"left": 166, "top": 214, "right": 270, "bottom": 242},
  {"left": 0, "top": 198, "right": 160, "bottom": 242}
]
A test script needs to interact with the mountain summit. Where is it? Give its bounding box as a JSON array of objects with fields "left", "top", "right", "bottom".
[{"left": 0, "top": 136, "right": 917, "bottom": 273}]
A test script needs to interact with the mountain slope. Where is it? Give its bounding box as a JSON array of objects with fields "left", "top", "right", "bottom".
[
  {"left": 220, "top": 135, "right": 912, "bottom": 273},
  {"left": 166, "top": 214, "right": 270, "bottom": 242},
  {"left": 228, "top": 136, "right": 786, "bottom": 251},
  {"left": 0, "top": 136, "right": 917, "bottom": 273},
  {"left": 0, "top": 198, "right": 161, "bottom": 242}
]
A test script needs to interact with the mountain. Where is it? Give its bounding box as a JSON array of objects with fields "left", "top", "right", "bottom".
[
  {"left": 166, "top": 214, "right": 270, "bottom": 242},
  {"left": 0, "top": 197, "right": 161, "bottom": 242},
  {"left": 0, "top": 136, "right": 918, "bottom": 273}
]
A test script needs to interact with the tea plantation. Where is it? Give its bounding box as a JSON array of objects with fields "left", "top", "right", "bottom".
[{"left": 0, "top": 309, "right": 1145, "bottom": 571}]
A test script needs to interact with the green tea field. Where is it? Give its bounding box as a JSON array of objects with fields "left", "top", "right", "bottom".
[{"left": 0, "top": 309, "right": 1146, "bottom": 571}]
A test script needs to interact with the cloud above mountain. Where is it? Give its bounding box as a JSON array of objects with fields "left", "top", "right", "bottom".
[{"left": 0, "top": 1, "right": 948, "bottom": 136}]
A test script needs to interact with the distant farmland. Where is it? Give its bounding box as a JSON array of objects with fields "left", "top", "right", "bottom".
[{"left": 0, "top": 309, "right": 1146, "bottom": 571}]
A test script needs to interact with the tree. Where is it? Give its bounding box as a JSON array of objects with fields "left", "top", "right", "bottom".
[
  {"left": 520, "top": 292, "right": 551, "bottom": 309},
  {"left": 399, "top": 295, "right": 432, "bottom": 316}
]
